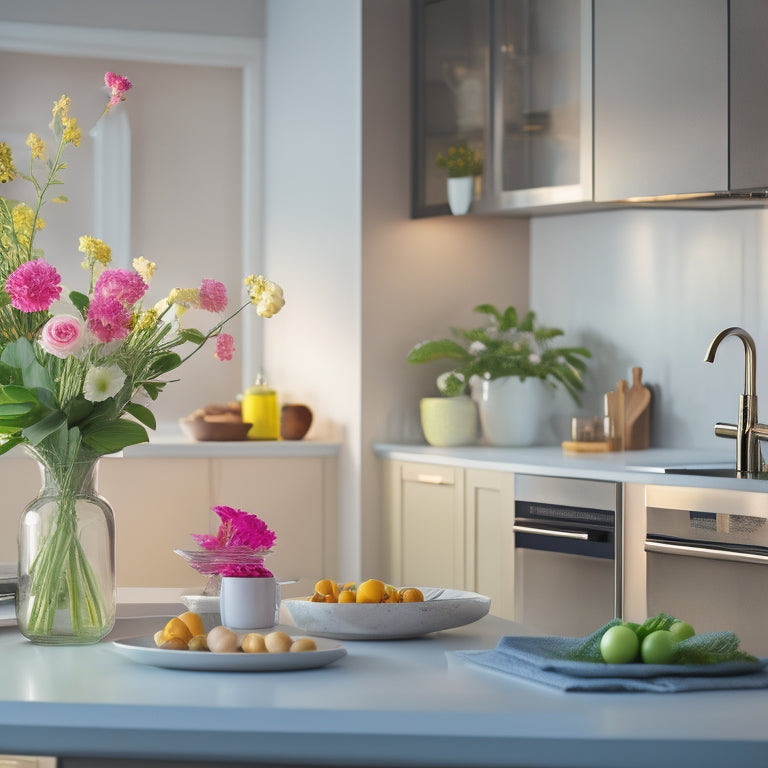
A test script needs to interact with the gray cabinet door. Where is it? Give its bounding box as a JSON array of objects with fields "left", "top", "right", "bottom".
[
  {"left": 730, "top": 1, "right": 768, "bottom": 192},
  {"left": 594, "top": 0, "right": 728, "bottom": 201}
]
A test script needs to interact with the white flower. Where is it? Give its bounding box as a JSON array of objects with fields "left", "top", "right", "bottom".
[
  {"left": 528, "top": 353, "right": 541, "bottom": 364},
  {"left": 468, "top": 340, "right": 487, "bottom": 356},
  {"left": 83, "top": 364, "right": 125, "bottom": 402}
]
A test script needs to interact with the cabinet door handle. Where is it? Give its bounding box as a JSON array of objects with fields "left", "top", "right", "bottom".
[
  {"left": 645, "top": 539, "right": 768, "bottom": 565},
  {"left": 415, "top": 473, "right": 448, "bottom": 485},
  {"left": 513, "top": 524, "right": 589, "bottom": 541}
]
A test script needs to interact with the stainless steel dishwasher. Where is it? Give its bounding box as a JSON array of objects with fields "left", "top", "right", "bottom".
[
  {"left": 514, "top": 474, "right": 622, "bottom": 637},
  {"left": 645, "top": 484, "right": 768, "bottom": 656}
]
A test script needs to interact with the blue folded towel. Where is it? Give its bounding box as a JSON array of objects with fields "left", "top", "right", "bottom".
[{"left": 456, "top": 635, "right": 768, "bottom": 693}]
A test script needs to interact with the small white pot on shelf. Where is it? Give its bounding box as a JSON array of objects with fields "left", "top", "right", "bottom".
[
  {"left": 219, "top": 576, "right": 278, "bottom": 630},
  {"left": 446, "top": 176, "right": 474, "bottom": 215}
]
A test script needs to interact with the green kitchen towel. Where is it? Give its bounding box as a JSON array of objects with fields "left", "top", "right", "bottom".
[{"left": 455, "top": 635, "right": 768, "bottom": 693}]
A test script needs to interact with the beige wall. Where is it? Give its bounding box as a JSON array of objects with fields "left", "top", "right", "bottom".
[
  {"left": 360, "top": 0, "right": 529, "bottom": 577},
  {"left": 0, "top": 52, "right": 245, "bottom": 422}
]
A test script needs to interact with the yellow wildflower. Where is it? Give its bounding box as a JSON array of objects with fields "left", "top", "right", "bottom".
[
  {"left": 168, "top": 287, "right": 201, "bottom": 314},
  {"left": 12, "top": 203, "right": 44, "bottom": 250},
  {"left": 78, "top": 236, "right": 112, "bottom": 266},
  {"left": 135, "top": 308, "right": 159, "bottom": 330},
  {"left": 51, "top": 196, "right": 68, "bottom": 204},
  {"left": 245, "top": 274, "right": 285, "bottom": 318},
  {"left": 25, "top": 133, "right": 46, "bottom": 160},
  {"left": 0, "top": 142, "right": 16, "bottom": 184},
  {"left": 62, "top": 116, "right": 81, "bottom": 147},
  {"left": 132, "top": 256, "right": 156, "bottom": 283},
  {"left": 52, "top": 95, "right": 71, "bottom": 119}
]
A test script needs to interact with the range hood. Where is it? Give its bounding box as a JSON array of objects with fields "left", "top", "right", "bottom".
[{"left": 594, "top": 0, "right": 768, "bottom": 207}]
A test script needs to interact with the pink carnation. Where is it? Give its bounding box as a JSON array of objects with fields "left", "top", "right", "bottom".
[
  {"left": 5, "top": 259, "right": 62, "bottom": 313},
  {"left": 105, "top": 71, "right": 133, "bottom": 107},
  {"left": 190, "top": 505, "right": 277, "bottom": 578},
  {"left": 193, "top": 505, "right": 277, "bottom": 552},
  {"left": 87, "top": 294, "right": 132, "bottom": 343},
  {"left": 215, "top": 333, "right": 235, "bottom": 361},
  {"left": 39, "top": 314, "right": 87, "bottom": 358},
  {"left": 94, "top": 269, "right": 148, "bottom": 306},
  {"left": 199, "top": 278, "right": 228, "bottom": 313}
]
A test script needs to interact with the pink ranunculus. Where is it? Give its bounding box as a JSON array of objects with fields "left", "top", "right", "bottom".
[
  {"left": 215, "top": 333, "right": 235, "bottom": 361},
  {"left": 94, "top": 268, "right": 148, "bottom": 306},
  {"left": 39, "top": 314, "right": 87, "bottom": 359},
  {"left": 86, "top": 294, "right": 132, "bottom": 343},
  {"left": 5, "top": 259, "right": 62, "bottom": 313},
  {"left": 199, "top": 278, "right": 228, "bottom": 313}
]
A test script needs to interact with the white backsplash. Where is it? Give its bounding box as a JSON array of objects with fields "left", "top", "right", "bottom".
[{"left": 531, "top": 207, "right": 768, "bottom": 452}]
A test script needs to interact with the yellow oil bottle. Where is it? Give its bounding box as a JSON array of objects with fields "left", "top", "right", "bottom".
[{"left": 241, "top": 374, "right": 279, "bottom": 440}]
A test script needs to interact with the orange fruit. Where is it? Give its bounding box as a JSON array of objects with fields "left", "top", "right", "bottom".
[
  {"left": 338, "top": 589, "right": 356, "bottom": 604},
  {"left": 162, "top": 616, "right": 193, "bottom": 643},
  {"left": 314, "top": 578, "right": 340, "bottom": 602},
  {"left": 399, "top": 587, "right": 424, "bottom": 603},
  {"left": 177, "top": 611, "right": 205, "bottom": 637},
  {"left": 383, "top": 584, "right": 400, "bottom": 603},
  {"left": 356, "top": 578, "right": 387, "bottom": 604}
]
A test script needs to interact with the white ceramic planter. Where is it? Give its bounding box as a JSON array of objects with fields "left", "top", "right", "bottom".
[
  {"left": 219, "top": 576, "right": 278, "bottom": 630},
  {"left": 474, "top": 376, "right": 551, "bottom": 447},
  {"left": 419, "top": 396, "right": 478, "bottom": 447},
  {"left": 447, "top": 176, "right": 474, "bottom": 215}
]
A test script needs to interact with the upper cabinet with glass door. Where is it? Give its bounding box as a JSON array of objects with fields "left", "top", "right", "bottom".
[
  {"left": 412, "top": 0, "right": 490, "bottom": 217},
  {"left": 412, "top": 0, "right": 593, "bottom": 217}
]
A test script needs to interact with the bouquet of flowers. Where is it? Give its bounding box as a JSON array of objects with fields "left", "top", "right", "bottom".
[
  {"left": 0, "top": 73, "right": 284, "bottom": 642},
  {"left": 177, "top": 504, "right": 277, "bottom": 582}
]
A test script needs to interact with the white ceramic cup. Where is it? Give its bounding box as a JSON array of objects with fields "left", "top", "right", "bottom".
[{"left": 219, "top": 576, "right": 278, "bottom": 630}]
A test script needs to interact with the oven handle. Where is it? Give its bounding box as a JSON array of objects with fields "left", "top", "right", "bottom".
[
  {"left": 513, "top": 524, "right": 589, "bottom": 541},
  {"left": 645, "top": 539, "right": 768, "bottom": 565}
]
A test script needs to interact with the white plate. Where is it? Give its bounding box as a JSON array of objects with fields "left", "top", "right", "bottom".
[
  {"left": 112, "top": 634, "right": 346, "bottom": 671},
  {"left": 284, "top": 588, "right": 491, "bottom": 640}
]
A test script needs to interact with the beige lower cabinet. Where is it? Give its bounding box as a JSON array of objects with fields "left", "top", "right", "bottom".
[
  {"left": 384, "top": 460, "right": 465, "bottom": 590},
  {"left": 384, "top": 460, "right": 516, "bottom": 616},
  {"left": 0, "top": 453, "right": 336, "bottom": 597},
  {"left": 464, "top": 468, "right": 515, "bottom": 620}
]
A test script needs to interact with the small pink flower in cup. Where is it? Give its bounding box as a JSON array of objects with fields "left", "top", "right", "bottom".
[{"left": 39, "top": 314, "right": 87, "bottom": 359}]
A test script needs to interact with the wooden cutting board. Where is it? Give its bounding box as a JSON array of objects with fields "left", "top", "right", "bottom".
[{"left": 624, "top": 367, "right": 651, "bottom": 450}]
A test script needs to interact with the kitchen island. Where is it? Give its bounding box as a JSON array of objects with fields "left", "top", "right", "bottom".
[{"left": 0, "top": 604, "right": 766, "bottom": 767}]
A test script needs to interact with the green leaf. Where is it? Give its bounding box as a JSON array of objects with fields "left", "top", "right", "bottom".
[
  {"left": 68, "top": 290, "right": 90, "bottom": 317},
  {"left": 22, "top": 410, "right": 67, "bottom": 445},
  {"left": 123, "top": 402, "right": 156, "bottom": 430},
  {"left": 500, "top": 306, "right": 518, "bottom": 332},
  {"left": 407, "top": 339, "right": 472, "bottom": 365},
  {"left": 0, "top": 385, "right": 45, "bottom": 427},
  {"left": 473, "top": 304, "right": 502, "bottom": 324},
  {"left": 81, "top": 418, "right": 149, "bottom": 454},
  {"left": 671, "top": 631, "right": 758, "bottom": 665},
  {"left": 178, "top": 328, "right": 207, "bottom": 345},
  {"left": 140, "top": 381, "right": 164, "bottom": 400},
  {"left": 64, "top": 395, "right": 94, "bottom": 425},
  {"left": 146, "top": 352, "right": 183, "bottom": 378},
  {"left": 0, "top": 338, "right": 54, "bottom": 391}
]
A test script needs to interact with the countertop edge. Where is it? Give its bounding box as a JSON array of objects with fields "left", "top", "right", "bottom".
[{"left": 373, "top": 443, "right": 768, "bottom": 492}]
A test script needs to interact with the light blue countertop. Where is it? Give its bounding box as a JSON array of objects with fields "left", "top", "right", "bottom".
[
  {"left": 373, "top": 443, "right": 768, "bottom": 493},
  {"left": 0, "top": 606, "right": 767, "bottom": 767}
]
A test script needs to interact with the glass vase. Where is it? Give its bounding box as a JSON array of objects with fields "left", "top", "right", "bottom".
[{"left": 16, "top": 453, "right": 116, "bottom": 645}]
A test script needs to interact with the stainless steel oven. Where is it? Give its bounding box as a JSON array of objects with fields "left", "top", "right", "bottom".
[
  {"left": 645, "top": 485, "right": 768, "bottom": 656},
  {"left": 514, "top": 474, "right": 622, "bottom": 637}
]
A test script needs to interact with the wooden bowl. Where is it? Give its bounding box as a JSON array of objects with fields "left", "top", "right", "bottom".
[
  {"left": 180, "top": 417, "right": 251, "bottom": 442},
  {"left": 281, "top": 404, "right": 313, "bottom": 440}
]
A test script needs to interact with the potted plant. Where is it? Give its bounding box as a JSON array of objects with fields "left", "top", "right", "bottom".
[
  {"left": 435, "top": 143, "right": 483, "bottom": 215},
  {"left": 408, "top": 304, "right": 591, "bottom": 446}
]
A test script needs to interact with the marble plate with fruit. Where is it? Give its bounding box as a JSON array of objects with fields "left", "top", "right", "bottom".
[{"left": 284, "top": 580, "right": 491, "bottom": 640}]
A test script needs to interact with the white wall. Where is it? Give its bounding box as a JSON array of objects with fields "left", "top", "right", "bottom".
[
  {"left": 262, "top": 0, "right": 364, "bottom": 577},
  {"left": 531, "top": 207, "right": 768, "bottom": 453}
]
